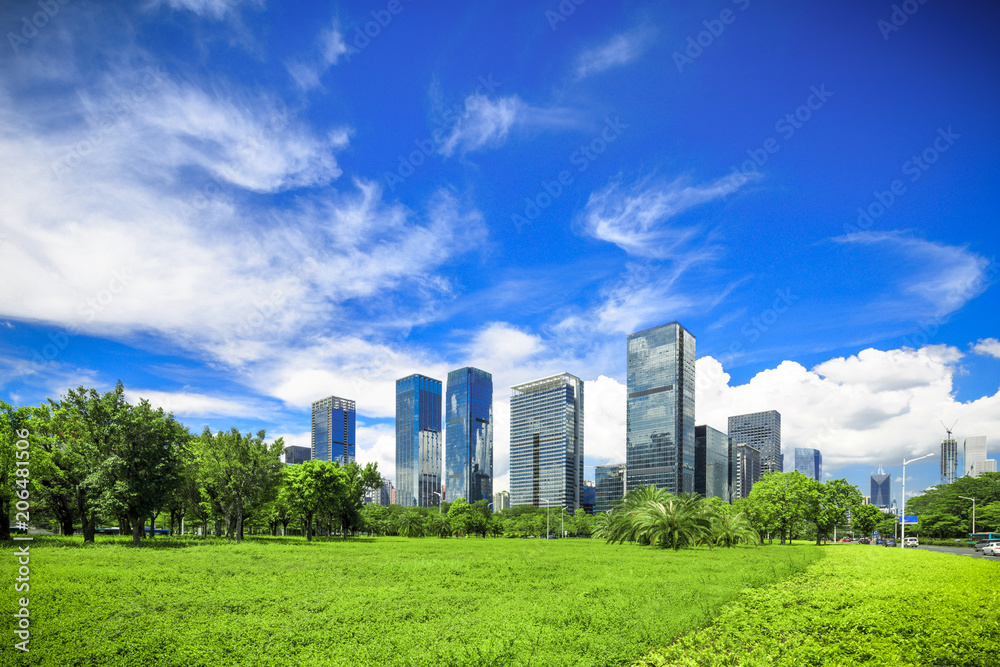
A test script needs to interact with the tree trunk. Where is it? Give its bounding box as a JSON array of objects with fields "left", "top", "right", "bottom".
[
  {"left": 149, "top": 514, "right": 157, "bottom": 539},
  {"left": 202, "top": 518, "right": 209, "bottom": 537},
  {"left": 131, "top": 515, "right": 142, "bottom": 547},
  {"left": 214, "top": 517, "right": 223, "bottom": 538},
  {"left": 235, "top": 509, "right": 243, "bottom": 543},
  {"left": 0, "top": 499, "right": 10, "bottom": 542},
  {"left": 60, "top": 513, "right": 75, "bottom": 537},
  {"left": 78, "top": 488, "right": 96, "bottom": 543}
]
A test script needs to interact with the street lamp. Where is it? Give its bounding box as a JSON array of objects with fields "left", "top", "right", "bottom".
[
  {"left": 540, "top": 498, "right": 551, "bottom": 538},
  {"left": 431, "top": 491, "right": 442, "bottom": 514},
  {"left": 958, "top": 496, "right": 976, "bottom": 534},
  {"left": 901, "top": 452, "right": 934, "bottom": 547}
]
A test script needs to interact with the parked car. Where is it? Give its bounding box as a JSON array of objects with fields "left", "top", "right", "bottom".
[
  {"left": 903, "top": 537, "right": 918, "bottom": 548},
  {"left": 982, "top": 542, "right": 1000, "bottom": 556},
  {"left": 885, "top": 539, "right": 896, "bottom": 547}
]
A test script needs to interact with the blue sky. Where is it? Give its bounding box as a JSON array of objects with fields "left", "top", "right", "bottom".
[{"left": 1, "top": 0, "right": 998, "bottom": 506}]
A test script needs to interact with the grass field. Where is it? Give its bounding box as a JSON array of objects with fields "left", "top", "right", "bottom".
[
  {"left": 2, "top": 536, "right": 819, "bottom": 666},
  {"left": 637, "top": 545, "right": 1000, "bottom": 666}
]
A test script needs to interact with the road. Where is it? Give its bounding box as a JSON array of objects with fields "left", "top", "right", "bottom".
[{"left": 916, "top": 544, "right": 998, "bottom": 560}]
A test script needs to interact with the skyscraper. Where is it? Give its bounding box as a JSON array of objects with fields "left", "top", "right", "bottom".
[
  {"left": 445, "top": 367, "right": 493, "bottom": 504},
  {"left": 492, "top": 490, "right": 510, "bottom": 511},
  {"left": 734, "top": 444, "right": 761, "bottom": 499},
  {"left": 794, "top": 447, "right": 822, "bottom": 481},
  {"left": 941, "top": 437, "right": 958, "bottom": 485},
  {"left": 964, "top": 436, "right": 988, "bottom": 477},
  {"left": 311, "top": 396, "right": 355, "bottom": 466},
  {"left": 626, "top": 322, "right": 696, "bottom": 494},
  {"left": 695, "top": 425, "right": 732, "bottom": 500},
  {"left": 509, "top": 373, "right": 584, "bottom": 511},
  {"left": 871, "top": 466, "right": 891, "bottom": 508},
  {"left": 728, "top": 410, "right": 782, "bottom": 474},
  {"left": 594, "top": 463, "right": 626, "bottom": 513},
  {"left": 395, "top": 375, "right": 442, "bottom": 508}
]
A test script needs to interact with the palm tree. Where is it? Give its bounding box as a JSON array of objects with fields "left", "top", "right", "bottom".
[
  {"left": 632, "top": 493, "right": 709, "bottom": 550},
  {"left": 427, "top": 512, "right": 451, "bottom": 538},
  {"left": 396, "top": 509, "right": 425, "bottom": 538},
  {"left": 710, "top": 511, "right": 760, "bottom": 547}
]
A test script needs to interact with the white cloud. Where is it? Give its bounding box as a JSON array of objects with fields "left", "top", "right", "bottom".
[
  {"left": 971, "top": 337, "right": 1000, "bottom": 359},
  {"left": 580, "top": 172, "right": 758, "bottom": 258},
  {"left": 124, "top": 389, "right": 264, "bottom": 419},
  {"left": 575, "top": 26, "right": 654, "bottom": 80},
  {"left": 158, "top": 0, "right": 262, "bottom": 19},
  {"left": 286, "top": 23, "right": 349, "bottom": 91},
  {"left": 438, "top": 94, "right": 521, "bottom": 156}
]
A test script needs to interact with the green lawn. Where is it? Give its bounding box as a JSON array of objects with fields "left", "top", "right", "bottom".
[
  {"left": 637, "top": 545, "right": 1000, "bottom": 666},
  {"left": 2, "top": 536, "right": 819, "bottom": 666}
]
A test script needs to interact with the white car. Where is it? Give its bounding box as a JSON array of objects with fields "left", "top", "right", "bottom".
[
  {"left": 903, "top": 537, "right": 918, "bottom": 548},
  {"left": 982, "top": 542, "right": 1000, "bottom": 556}
]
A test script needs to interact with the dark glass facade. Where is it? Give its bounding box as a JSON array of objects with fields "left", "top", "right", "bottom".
[
  {"left": 311, "top": 396, "right": 356, "bottom": 466},
  {"left": 695, "top": 425, "right": 732, "bottom": 500},
  {"left": 871, "top": 470, "right": 891, "bottom": 508},
  {"left": 445, "top": 367, "right": 493, "bottom": 503},
  {"left": 396, "top": 375, "right": 442, "bottom": 508},
  {"left": 509, "top": 373, "right": 584, "bottom": 511},
  {"left": 794, "top": 447, "right": 822, "bottom": 481},
  {"left": 728, "top": 410, "right": 782, "bottom": 474},
  {"left": 626, "top": 322, "right": 696, "bottom": 494},
  {"left": 283, "top": 445, "right": 311, "bottom": 465},
  {"left": 594, "top": 463, "right": 626, "bottom": 513},
  {"left": 734, "top": 444, "right": 761, "bottom": 499}
]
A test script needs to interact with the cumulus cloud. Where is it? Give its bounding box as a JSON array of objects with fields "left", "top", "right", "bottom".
[
  {"left": 124, "top": 389, "right": 266, "bottom": 419},
  {"left": 971, "top": 337, "right": 1000, "bottom": 359}
]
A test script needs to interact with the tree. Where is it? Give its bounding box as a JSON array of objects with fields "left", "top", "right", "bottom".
[
  {"left": 977, "top": 501, "right": 1000, "bottom": 532},
  {"left": 809, "top": 478, "right": 863, "bottom": 545},
  {"left": 447, "top": 498, "right": 472, "bottom": 536},
  {"left": 284, "top": 460, "right": 340, "bottom": 541},
  {"left": 746, "top": 471, "right": 814, "bottom": 544},
  {"left": 0, "top": 403, "right": 53, "bottom": 541},
  {"left": 194, "top": 427, "right": 284, "bottom": 542},
  {"left": 396, "top": 508, "right": 425, "bottom": 537},
  {"left": 710, "top": 511, "right": 760, "bottom": 547},
  {"left": 93, "top": 400, "right": 186, "bottom": 546},
  {"left": 850, "top": 503, "right": 882, "bottom": 538},
  {"left": 631, "top": 493, "right": 709, "bottom": 550},
  {"left": 49, "top": 382, "right": 130, "bottom": 542},
  {"left": 427, "top": 511, "right": 452, "bottom": 538}
]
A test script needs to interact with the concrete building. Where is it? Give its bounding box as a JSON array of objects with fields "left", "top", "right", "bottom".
[
  {"left": 963, "top": 436, "right": 989, "bottom": 477},
  {"left": 941, "top": 437, "right": 958, "bottom": 485},
  {"left": 492, "top": 490, "right": 510, "bottom": 512}
]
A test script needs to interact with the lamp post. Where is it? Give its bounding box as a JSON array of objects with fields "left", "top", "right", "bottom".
[
  {"left": 431, "top": 491, "right": 442, "bottom": 515},
  {"left": 901, "top": 452, "right": 933, "bottom": 547},
  {"left": 958, "top": 496, "right": 976, "bottom": 535},
  {"left": 540, "top": 498, "right": 550, "bottom": 538}
]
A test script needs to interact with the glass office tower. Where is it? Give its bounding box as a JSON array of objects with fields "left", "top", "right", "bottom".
[
  {"left": 395, "top": 375, "right": 442, "bottom": 508},
  {"left": 794, "top": 447, "right": 823, "bottom": 481},
  {"left": 311, "top": 396, "right": 355, "bottom": 466},
  {"left": 695, "top": 425, "right": 732, "bottom": 500},
  {"left": 734, "top": 444, "right": 761, "bottom": 499},
  {"left": 445, "top": 367, "right": 493, "bottom": 503},
  {"left": 626, "top": 322, "right": 696, "bottom": 494},
  {"left": 509, "top": 373, "right": 584, "bottom": 511},
  {"left": 594, "top": 463, "right": 626, "bottom": 513},
  {"left": 963, "top": 436, "right": 988, "bottom": 477},
  {"left": 870, "top": 467, "right": 891, "bottom": 508},
  {"left": 728, "top": 410, "right": 782, "bottom": 475}
]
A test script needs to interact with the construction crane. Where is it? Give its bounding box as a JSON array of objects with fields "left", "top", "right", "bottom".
[{"left": 940, "top": 420, "right": 958, "bottom": 485}]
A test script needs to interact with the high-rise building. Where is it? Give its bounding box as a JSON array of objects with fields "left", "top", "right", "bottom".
[
  {"left": 963, "top": 436, "right": 988, "bottom": 477},
  {"left": 871, "top": 466, "right": 891, "bottom": 508},
  {"left": 794, "top": 447, "right": 822, "bottom": 482},
  {"left": 493, "top": 490, "right": 510, "bottom": 512},
  {"left": 365, "top": 477, "right": 392, "bottom": 506},
  {"left": 594, "top": 463, "right": 626, "bottom": 513},
  {"left": 695, "top": 425, "right": 732, "bottom": 500},
  {"left": 395, "top": 375, "right": 442, "bottom": 508},
  {"left": 728, "top": 410, "right": 781, "bottom": 474},
  {"left": 626, "top": 322, "right": 696, "bottom": 494},
  {"left": 734, "top": 444, "right": 761, "bottom": 499},
  {"left": 282, "top": 445, "right": 311, "bottom": 465},
  {"left": 509, "top": 373, "right": 584, "bottom": 511},
  {"left": 941, "top": 437, "right": 958, "bottom": 485},
  {"left": 445, "top": 367, "right": 494, "bottom": 504},
  {"left": 581, "top": 481, "right": 596, "bottom": 515},
  {"left": 311, "top": 396, "right": 356, "bottom": 466}
]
